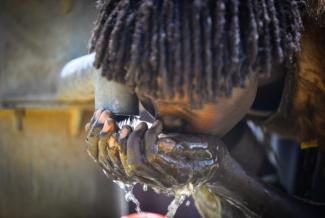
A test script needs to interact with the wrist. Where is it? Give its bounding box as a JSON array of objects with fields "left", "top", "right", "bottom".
[{"left": 202, "top": 137, "right": 229, "bottom": 185}]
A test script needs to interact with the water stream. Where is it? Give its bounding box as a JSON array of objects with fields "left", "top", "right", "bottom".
[
  {"left": 114, "top": 180, "right": 142, "bottom": 213},
  {"left": 166, "top": 194, "right": 186, "bottom": 218},
  {"left": 114, "top": 117, "right": 198, "bottom": 217},
  {"left": 114, "top": 180, "right": 198, "bottom": 218}
]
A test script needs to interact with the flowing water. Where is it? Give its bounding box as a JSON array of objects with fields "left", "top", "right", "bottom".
[
  {"left": 114, "top": 180, "right": 142, "bottom": 213},
  {"left": 142, "top": 184, "right": 148, "bottom": 192},
  {"left": 125, "top": 185, "right": 142, "bottom": 213},
  {"left": 114, "top": 117, "right": 199, "bottom": 217},
  {"left": 114, "top": 180, "right": 198, "bottom": 218},
  {"left": 166, "top": 194, "right": 186, "bottom": 218}
]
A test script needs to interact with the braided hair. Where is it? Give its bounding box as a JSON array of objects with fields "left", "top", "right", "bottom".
[
  {"left": 90, "top": 0, "right": 304, "bottom": 107},
  {"left": 306, "top": 0, "right": 325, "bottom": 25}
]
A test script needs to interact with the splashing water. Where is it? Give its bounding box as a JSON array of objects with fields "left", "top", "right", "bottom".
[
  {"left": 114, "top": 180, "right": 142, "bottom": 213},
  {"left": 113, "top": 180, "right": 197, "bottom": 217},
  {"left": 165, "top": 183, "right": 196, "bottom": 218},
  {"left": 125, "top": 185, "right": 142, "bottom": 213},
  {"left": 114, "top": 117, "right": 202, "bottom": 217},
  {"left": 166, "top": 195, "right": 186, "bottom": 218}
]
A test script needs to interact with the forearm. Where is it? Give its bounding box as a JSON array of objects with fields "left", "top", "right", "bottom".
[
  {"left": 85, "top": 109, "right": 324, "bottom": 218},
  {"left": 207, "top": 144, "right": 324, "bottom": 218}
]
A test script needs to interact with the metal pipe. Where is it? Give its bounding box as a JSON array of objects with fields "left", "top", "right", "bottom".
[
  {"left": 58, "top": 53, "right": 139, "bottom": 115},
  {"left": 58, "top": 53, "right": 96, "bottom": 101}
]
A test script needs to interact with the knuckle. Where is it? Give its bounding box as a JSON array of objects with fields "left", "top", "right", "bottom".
[{"left": 99, "top": 110, "right": 113, "bottom": 122}]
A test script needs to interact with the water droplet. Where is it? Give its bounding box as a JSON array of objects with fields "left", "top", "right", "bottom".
[
  {"left": 143, "top": 184, "right": 148, "bottom": 192},
  {"left": 166, "top": 195, "right": 186, "bottom": 218},
  {"left": 185, "top": 200, "right": 190, "bottom": 207},
  {"left": 152, "top": 187, "right": 161, "bottom": 194},
  {"left": 102, "top": 169, "right": 108, "bottom": 177},
  {"left": 125, "top": 185, "right": 142, "bottom": 213},
  {"left": 113, "top": 180, "right": 142, "bottom": 213}
]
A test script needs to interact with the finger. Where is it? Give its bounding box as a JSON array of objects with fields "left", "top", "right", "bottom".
[
  {"left": 100, "top": 118, "right": 118, "bottom": 135},
  {"left": 125, "top": 123, "right": 171, "bottom": 187},
  {"left": 107, "top": 135, "right": 127, "bottom": 177},
  {"left": 118, "top": 125, "right": 132, "bottom": 155},
  {"left": 90, "top": 109, "right": 104, "bottom": 124},
  {"left": 87, "top": 119, "right": 103, "bottom": 138},
  {"left": 97, "top": 159, "right": 122, "bottom": 181},
  {"left": 95, "top": 116, "right": 118, "bottom": 163},
  {"left": 143, "top": 121, "right": 180, "bottom": 185},
  {"left": 117, "top": 125, "right": 132, "bottom": 172},
  {"left": 95, "top": 109, "right": 104, "bottom": 120},
  {"left": 98, "top": 132, "right": 109, "bottom": 168},
  {"left": 85, "top": 136, "right": 99, "bottom": 161},
  {"left": 85, "top": 115, "right": 102, "bottom": 160},
  {"left": 88, "top": 109, "right": 111, "bottom": 137},
  {"left": 127, "top": 122, "right": 148, "bottom": 167},
  {"left": 100, "top": 118, "right": 118, "bottom": 162},
  {"left": 98, "top": 110, "right": 113, "bottom": 123},
  {"left": 144, "top": 120, "right": 163, "bottom": 154}
]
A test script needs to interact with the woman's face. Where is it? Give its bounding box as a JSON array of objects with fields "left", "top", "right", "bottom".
[{"left": 140, "top": 74, "right": 258, "bottom": 136}]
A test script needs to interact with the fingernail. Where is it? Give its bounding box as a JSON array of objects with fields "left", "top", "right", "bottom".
[
  {"left": 99, "top": 110, "right": 112, "bottom": 122},
  {"left": 119, "top": 127, "right": 130, "bottom": 139}
]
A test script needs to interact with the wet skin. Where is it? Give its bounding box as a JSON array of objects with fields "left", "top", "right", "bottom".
[
  {"left": 84, "top": 107, "right": 325, "bottom": 218},
  {"left": 86, "top": 111, "right": 223, "bottom": 190},
  {"left": 84, "top": 57, "right": 325, "bottom": 217},
  {"left": 85, "top": 75, "right": 258, "bottom": 190}
]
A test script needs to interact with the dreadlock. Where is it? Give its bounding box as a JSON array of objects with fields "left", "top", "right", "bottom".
[
  {"left": 306, "top": 0, "right": 325, "bottom": 25},
  {"left": 90, "top": 0, "right": 304, "bottom": 107}
]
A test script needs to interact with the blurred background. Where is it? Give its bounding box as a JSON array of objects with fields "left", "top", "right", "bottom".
[
  {"left": 1, "top": 1, "right": 324, "bottom": 218},
  {"left": 0, "top": 1, "right": 199, "bottom": 217},
  {"left": 0, "top": 1, "right": 126, "bottom": 217}
]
